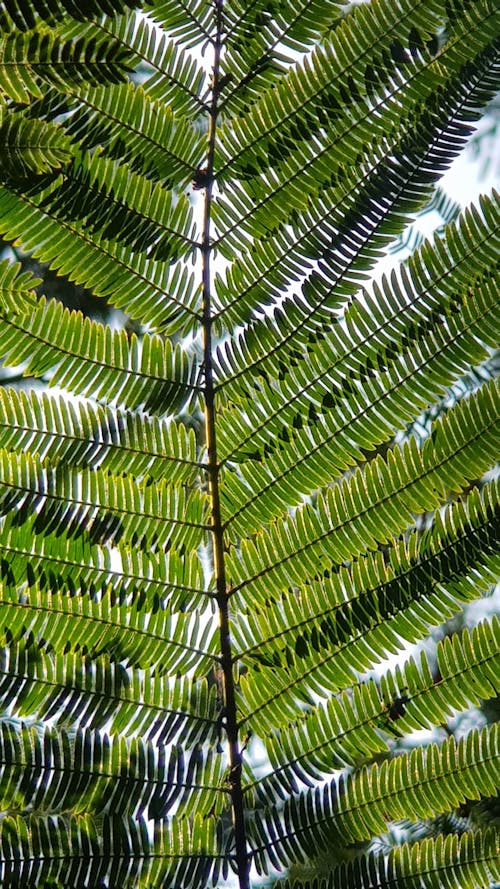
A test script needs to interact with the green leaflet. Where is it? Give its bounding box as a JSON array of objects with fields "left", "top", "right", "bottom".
[
  {"left": 278, "top": 829, "right": 500, "bottom": 889},
  {"left": 249, "top": 724, "right": 500, "bottom": 870},
  {"left": 215, "top": 192, "right": 500, "bottom": 412},
  {"left": 249, "top": 617, "right": 500, "bottom": 797},
  {"left": 54, "top": 14, "right": 208, "bottom": 115},
  {"left": 0, "top": 812, "right": 226, "bottom": 887},
  {"left": 235, "top": 481, "right": 500, "bottom": 730},
  {"left": 0, "top": 642, "right": 219, "bottom": 744},
  {"left": 0, "top": 723, "right": 225, "bottom": 818},
  {"left": 0, "top": 568, "right": 216, "bottom": 671},
  {"left": 0, "top": 448, "right": 209, "bottom": 551},
  {"left": 0, "top": 297, "right": 199, "bottom": 412},
  {"left": 0, "top": 187, "right": 201, "bottom": 332},
  {"left": 147, "top": 0, "right": 215, "bottom": 49},
  {"left": 0, "top": 388, "right": 201, "bottom": 484},
  {"left": 217, "top": 0, "right": 345, "bottom": 116},
  {"left": 215, "top": 0, "right": 445, "bottom": 171},
  {"left": 0, "top": 27, "right": 133, "bottom": 103},
  {"left": 212, "top": 1, "right": 500, "bottom": 328},
  {"left": 1, "top": 0, "right": 139, "bottom": 30},
  {"left": 25, "top": 149, "right": 197, "bottom": 262},
  {"left": 0, "top": 501, "right": 210, "bottom": 613},
  {"left": 217, "top": 251, "right": 500, "bottom": 538},
  {"left": 0, "top": 113, "right": 75, "bottom": 177},
  {"left": 0, "top": 258, "right": 40, "bottom": 313},
  {"left": 227, "top": 381, "right": 500, "bottom": 598}
]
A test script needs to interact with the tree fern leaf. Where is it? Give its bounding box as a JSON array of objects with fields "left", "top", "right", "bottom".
[
  {"left": 0, "top": 723, "right": 225, "bottom": 819},
  {"left": 214, "top": 37, "right": 439, "bottom": 250},
  {"left": 0, "top": 641, "right": 219, "bottom": 745},
  {"left": 0, "top": 449, "right": 208, "bottom": 551},
  {"left": 0, "top": 258, "right": 40, "bottom": 314},
  {"left": 0, "top": 389, "right": 201, "bottom": 485},
  {"left": 249, "top": 724, "right": 500, "bottom": 872},
  {"left": 0, "top": 574, "right": 215, "bottom": 674},
  {"left": 0, "top": 112, "right": 75, "bottom": 177},
  {"left": 55, "top": 13, "right": 207, "bottom": 115},
  {"left": 227, "top": 381, "right": 499, "bottom": 596},
  {"left": 278, "top": 828, "right": 500, "bottom": 889},
  {"left": 0, "top": 506, "right": 211, "bottom": 620},
  {"left": 218, "top": 0, "right": 344, "bottom": 116},
  {"left": 0, "top": 298, "right": 198, "bottom": 411},
  {"left": 215, "top": 187, "right": 500, "bottom": 414},
  {"left": 0, "top": 186, "right": 199, "bottom": 330},
  {"left": 222, "top": 0, "right": 339, "bottom": 58},
  {"left": 0, "top": 2, "right": 498, "bottom": 886},
  {"left": 2, "top": 0, "right": 139, "bottom": 30},
  {"left": 248, "top": 617, "right": 499, "bottom": 798},
  {"left": 0, "top": 27, "right": 132, "bottom": 104},
  {"left": 28, "top": 79, "right": 203, "bottom": 191},
  {"left": 214, "top": 17, "right": 491, "bottom": 253},
  {"left": 215, "top": 204, "right": 500, "bottom": 519},
  {"left": 0, "top": 813, "right": 223, "bottom": 888},
  {"left": 220, "top": 288, "right": 500, "bottom": 536},
  {"left": 212, "top": 8, "right": 500, "bottom": 330},
  {"left": 26, "top": 151, "right": 198, "bottom": 262},
  {"left": 215, "top": 0, "right": 445, "bottom": 176},
  {"left": 234, "top": 481, "right": 500, "bottom": 729},
  {"left": 146, "top": 0, "right": 215, "bottom": 50},
  {"left": 125, "top": 19, "right": 206, "bottom": 114}
]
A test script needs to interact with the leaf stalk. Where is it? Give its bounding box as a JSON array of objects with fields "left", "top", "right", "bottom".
[{"left": 201, "top": 3, "right": 251, "bottom": 887}]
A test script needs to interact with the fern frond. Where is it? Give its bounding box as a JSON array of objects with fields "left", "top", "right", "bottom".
[
  {"left": 228, "top": 381, "right": 499, "bottom": 596},
  {"left": 55, "top": 13, "right": 208, "bottom": 115},
  {"left": 222, "top": 300, "right": 500, "bottom": 539},
  {"left": 218, "top": 0, "right": 343, "bottom": 115},
  {"left": 0, "top": 298, "right": 199, "bottom": 411},
  {"left": 0, "top": 27, "right": 132, "bottom": 103},
  {"left": 146, "top": 0, "right": 215, "bottom": 50},
  {"left": 0, "top": 571, "right": 215, "bottom": 673},
  {"left": 0, "top": 812, "right": 226, "bottom": 889},
  {"left": 0, "top": 389, "right": 201, "bottom": 484},
  {"left": 0, "top": 723, "right": 225, "bottom": 819},
  {"left": 53, "top": 148, "right": 195, "bottom": 253},
  {"left": 69, "top": 81, "right": 203, "bottom": 181},
  {"left": 215, "top": 189, "right": 500, "bottom": 410},
  {"left": 0, "top": 1, "right": 498, "bottom": 885},
  {"left": 214, "top": 36, "right": 442, "bottom": 257},
  {"left": 28, "top": 151, "right": 198, "bottom": 262},
  {"left": 216, "top": 46, "right": 490, "bottom": 254},
  {"left": 278, "top": 829, "right": 500, "bottom": 889},
  {"left": 234, "top": 481, "right": 500, "bottom": 729},
  {"left": 1, "top": 0, "right": 138, "bottom": 31},
  {"left": 216, "top": 204, "right": 500, "bottom": 530},
  {"left": 0, "top": 641, "right": 219, "bottom": 745},
  {"left": 8, "top": 78, "right": 204, "bottom": 187},
  {"left": 0, "top": 188, "right": 200, "bottom": 332},
  {"left": 0, "top": 112, "right": 75, "bottom": 176},
  {"left": 212, "top": 2, "right": 499, "bottom": 330},
  {"left": 0, "top": 499, "right": 211, "bottom": 616},
  {"left": 249, "top": 724, "right": 500, "bottom": 872},
  {"left": 215, "top": 0, "right": 445, "bottom": 176},
  {"left": 0, "top": 449, "right": 208, "bottom": 553},
  {"left": 248, "top": 617, "right": 499, "bottom": 798}
]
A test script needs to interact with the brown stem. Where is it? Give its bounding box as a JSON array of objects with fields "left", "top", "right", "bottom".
[{"left": 201, "top": 3, "right": 251, "bottom": 888}]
